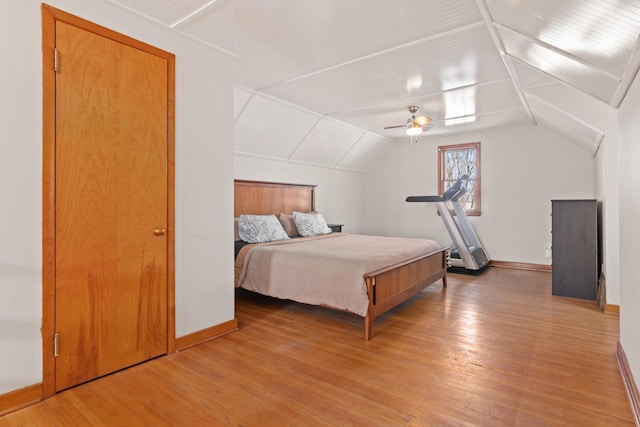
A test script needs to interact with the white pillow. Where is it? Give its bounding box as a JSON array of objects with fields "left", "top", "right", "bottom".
[
  {"left": 238, "top": 214, "right": 290, "bottom": 243},
  {"left": 292, "top": 211, "right": 332, "bottom": 237},
  {"left": 234, "top": 217, "right": 240, "bottom": 241}
]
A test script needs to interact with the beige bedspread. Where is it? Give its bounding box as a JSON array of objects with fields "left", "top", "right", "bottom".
[{"left": 235, "top": 233, "right": 441, "bottom": 317}]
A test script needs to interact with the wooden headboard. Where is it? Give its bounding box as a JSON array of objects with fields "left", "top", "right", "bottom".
[{"left": 234, "top": 180, "right": 316, "bottom": 217}]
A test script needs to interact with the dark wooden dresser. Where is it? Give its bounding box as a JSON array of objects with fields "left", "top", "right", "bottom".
[{"left": 551, "top": 199, "right": 598, "bottom": 300}]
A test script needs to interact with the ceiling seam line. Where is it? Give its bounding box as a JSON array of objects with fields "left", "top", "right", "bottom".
[
  {"left": 170, "top": 0, "right": 219, "bottom": 28},
  {"left": 610, "top": 33, "right": 640, "bottom": 107},
  {"left": 286, "top": 117, "right": 323, "bottom": 161},
  {"left": 106, "top": 0, "right": 238, "bottom": 58},
  {"left": 233, "top": 93, "right": 254, "bottom": 125},
  {"left": 323, "top": 77, "right": 514, "bottom": 118},
  {"left": 473, "top": 0, "right": 535, "bottom": 124},
  {"left": 333, "top": 132, "right": 368, "bottom": 168},
  {"left": 256, "top": 20, "right": 486, "bottom": 91},
  {"left": 233, "top": 151, "right": 366, "bottom": 173},
  {"left": 434, "top": 106, "right": 526, "bottom": 125},
  {"left": 173, "top": 30, "right": 238, "bottom": 58}
]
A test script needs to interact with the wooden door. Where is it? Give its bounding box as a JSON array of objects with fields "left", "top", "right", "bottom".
[{"left": 53, "top": 20, "right": 169, "bottom": 391}]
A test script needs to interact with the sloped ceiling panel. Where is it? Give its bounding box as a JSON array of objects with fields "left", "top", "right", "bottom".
[
  {"left": 444, "top": 78, "right": 526, "bottom": 121},
  {"left": 526, "top": 93, "right": 603, "bottom": 155},
  {"left": 331, "top": 77, "right": 528, "bottom": 138},
  {"left": 231, "top": 0, "right": 484, "bottom": 90},
  {"left": 264, "top": 23, "right": 510, "bottom": 115},
  {"left": 525, "top": 84, "right": 610, "bottom": 133},
  {"left": 337, "top": 134, "right": 392, "bottom": 171},
  {"left": 497, "top": 26, "right": 620, "bottom": 103},
  {"left": 289, "top": 119, "right": 363, "bottom": 167},
  {"left": 234, "top": 95, "right": 320, "bottom": 159},
  {"left": 486, "top": 0, "right": 640, "bottom": 78},
  {"left": 425, "top": 108, "right": 531, "bottom": 137},
  {"left": 505, "top": 45, "right": 610, "bottom": 154},
  {"left": 535, "top": 114, "right": 602, "bottom": 156},
  {"left": 487, "top": 0, "right": 640, "bottom": 104}
]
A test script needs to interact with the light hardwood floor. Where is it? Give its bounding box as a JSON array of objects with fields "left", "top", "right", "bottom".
[{"left": 1, "top": 267, "right": 635, "bottom": 426}]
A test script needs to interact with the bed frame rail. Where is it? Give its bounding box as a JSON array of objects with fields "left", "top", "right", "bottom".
[{"left": 363, "top": 249, "right": 447, "bottom": 340}]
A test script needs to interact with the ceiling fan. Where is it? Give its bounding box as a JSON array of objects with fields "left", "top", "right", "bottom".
[{"left": 384, "top": 105, "right": 433, "bottom": 143}]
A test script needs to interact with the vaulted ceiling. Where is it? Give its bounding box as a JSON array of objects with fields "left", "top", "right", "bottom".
[{"left": 109, "top": 0, "right": 640, "bottom": 171}]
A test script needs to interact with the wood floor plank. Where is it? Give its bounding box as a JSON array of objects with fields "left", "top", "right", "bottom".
[{"left": 0, "top": 268, "right": 635, "bottom": 426}]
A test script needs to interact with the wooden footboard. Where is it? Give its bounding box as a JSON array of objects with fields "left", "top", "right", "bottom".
[{"left": 363, "top": 248, "right": 447, "bottom": 340}]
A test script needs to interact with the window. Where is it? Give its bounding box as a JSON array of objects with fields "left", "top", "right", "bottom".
[{"left": 438, "top": 142, "right": 481, "bottom": 216}]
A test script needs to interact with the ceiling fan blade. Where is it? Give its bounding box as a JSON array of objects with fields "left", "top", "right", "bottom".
[{"left": 383, "top": 124, "right": 407, "bottom": 129}]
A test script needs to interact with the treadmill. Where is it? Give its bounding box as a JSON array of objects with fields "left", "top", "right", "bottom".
[{"left": 406, "top": 176, "right": 489, "bottom": 274}]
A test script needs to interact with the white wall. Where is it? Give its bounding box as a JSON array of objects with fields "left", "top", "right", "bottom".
[
  {"left": 617, "top": 70, "right": 640, "bottom": 391},
  {"left": 595, "top": 109, "right": 621, "bottom": 306},
  {"left": 233, "top": 154, "right": 366, "bottom": 233},
  {"left": 364, "top": 126, "right": 596, "bottom": 265},
  {"left": 0, "top": 0, "right": 43, "bottom": 394},
  {"left": 0, "top": 0, "right": 235, "bottom": 394}
]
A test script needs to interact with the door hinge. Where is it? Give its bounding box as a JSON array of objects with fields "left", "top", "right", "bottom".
[
  {"left": 54, "top": 48, "right": 59, "bottom": 72},
  {"left": 54, "top": 333, "right": 59, "bottom": 357}
]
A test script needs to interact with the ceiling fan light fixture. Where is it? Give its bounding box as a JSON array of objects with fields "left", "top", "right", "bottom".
[
  {"left": 414, "top": 116, "right": 431, "bottom": 126},
  {"left": 383, "top": 105, "right": 433, "bottom": 141}
]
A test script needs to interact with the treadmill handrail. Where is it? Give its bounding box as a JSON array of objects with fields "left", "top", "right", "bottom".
[
  {"left": 441, "top": 178, "right": 464, "bottom": 200},
  {"left": 407, "top": 175, "right": 467, "bottom": 203},
  {"left": 406, "top": 195, "right": 444, "bottom": 203},
  {"left": 449, "top": 186, "right": 467, "bottom": 201}
]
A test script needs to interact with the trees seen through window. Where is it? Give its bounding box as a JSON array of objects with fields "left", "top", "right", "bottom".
[{"left": 438, "top": 142, "right": 481, "bottom": 216}]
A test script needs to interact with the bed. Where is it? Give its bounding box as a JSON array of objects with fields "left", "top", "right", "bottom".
[{"left": 234, "top": 179, "right": 447, "bottom": 340}]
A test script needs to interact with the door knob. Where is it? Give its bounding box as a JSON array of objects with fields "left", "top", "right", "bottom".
[{"left": 153, "top": 228, "right": 166, "bottom": 236}]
